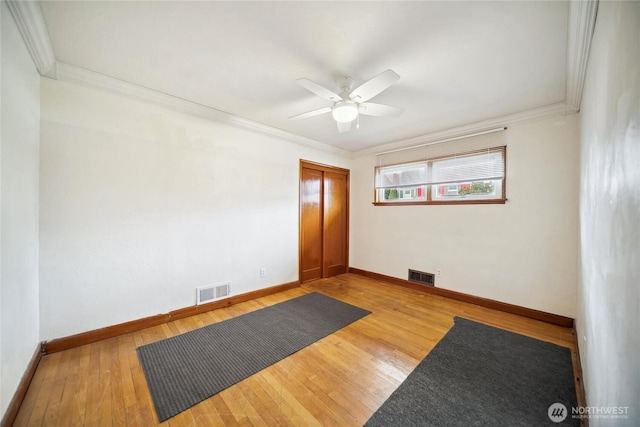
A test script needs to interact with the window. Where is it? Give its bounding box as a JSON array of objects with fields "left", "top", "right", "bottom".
[{"left": 374, "top": 146, "right": 506, "bottom": 205}]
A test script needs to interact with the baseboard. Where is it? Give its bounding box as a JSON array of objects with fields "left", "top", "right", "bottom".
[
  {"left": 572, "top": 324, "right": 589, "bottom": 427},
  {"left": 42, "top": 280, "right": 300, "bottom": 354},
  {"left": 1, "top": 343, "right": 43, "bottom": 427},
  {"left": 349, "top": 268, "right": 574, "bottom": 328}
]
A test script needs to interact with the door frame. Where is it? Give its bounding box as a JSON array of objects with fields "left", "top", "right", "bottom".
[{"left": 299, "top": 160, "right": 350, "bottom": 283}]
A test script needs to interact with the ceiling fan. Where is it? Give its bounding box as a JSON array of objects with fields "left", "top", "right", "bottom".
[{"left": 290, "top": 69, "right": 404, "bottom": 133}]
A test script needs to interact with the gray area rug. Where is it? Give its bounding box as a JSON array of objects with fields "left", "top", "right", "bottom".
[
  {"left": 366, "top": 317, "right": 579, "bottom": 426},
  {"left": 137, "top": 292, "right": 370, "bottom": 422}
]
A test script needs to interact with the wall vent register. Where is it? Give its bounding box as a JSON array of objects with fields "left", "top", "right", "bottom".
[
  {"left": 408, "top": 269, "right": 435, "bottom": 286},
  {"left": 196, "top": 282, "right": 231, "bottom": 305}
]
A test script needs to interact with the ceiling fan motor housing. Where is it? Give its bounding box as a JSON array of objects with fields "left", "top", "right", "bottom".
[{"left": 336, "top": 76, "right": 355, "bottom": 94}]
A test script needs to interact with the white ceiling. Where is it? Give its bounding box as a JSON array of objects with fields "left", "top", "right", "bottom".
[{"left": 38, "top": 1, "right": 569, "bottom": 152}]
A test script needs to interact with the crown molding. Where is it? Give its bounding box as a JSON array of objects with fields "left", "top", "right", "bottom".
[
  {"left": 566, "top": 0, "right": 599, "bottom": 112},
  {"left": 53, "top": 62, "right": 349, "bottom": 156},
  {"left": 353, "top": 102, "right": 572, "bottom": 157},
  {"left": 5, "top": 0, "right": 56, "bottom": 77}
]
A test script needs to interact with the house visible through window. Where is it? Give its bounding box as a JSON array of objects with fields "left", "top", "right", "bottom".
[{"left": 375, "top": 146, "right": 506, "bottom": 205}]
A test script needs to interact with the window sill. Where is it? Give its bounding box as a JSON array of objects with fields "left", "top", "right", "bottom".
[{"left": 373, "top": 198, "right": 507, "bottom": 206}]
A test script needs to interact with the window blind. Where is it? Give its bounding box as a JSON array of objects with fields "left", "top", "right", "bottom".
[
  {"left": 374, "top": 128, "right": 507, "bottom": 189},
  {"left": 375, "top": 127, "right": 507, "bottom": 167},
  {"left": 430, "top": 149, "right": 504, "bottom": 185}
]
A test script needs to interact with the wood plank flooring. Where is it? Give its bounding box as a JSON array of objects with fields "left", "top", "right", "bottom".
[{"left": 13, "top": 273, "right": 577, "bottom": 426}]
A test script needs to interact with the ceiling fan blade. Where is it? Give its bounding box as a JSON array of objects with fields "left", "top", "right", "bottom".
[
  {"left": 349, "top": 69, "right": 400, "bottom": 103},
  {"left": 289, "top": 107, "right": 332, "bottom": 120},
  {"left": 296, "top": 78, "right": 343, "bottom": 102},
  {"left": 359, "top": 102, "right": 404, "bottom": 117},
  {"left": 337, "top": 121, "right": 352, "bottom": 133}
]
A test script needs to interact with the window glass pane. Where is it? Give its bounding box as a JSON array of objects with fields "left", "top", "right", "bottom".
[
  {"left": 376, "top": 162, "right": 427, "bottom": 188},
  {"left": 432, "top": 179, "right": 502, "bottom": 200},
  {"left": 379, "top": 186, "right": 426, "bottom": 202}
]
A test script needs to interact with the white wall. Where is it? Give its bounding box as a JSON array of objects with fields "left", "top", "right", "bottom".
[
  {"left": 350, "top": 114, "right": 579, "bottom": 317},
  {"left": 577, "top": 1, "right": 639, "bottom": 423},
  {"left": 0, "top": 1, "right": 41, "bottom": 417},
  {"left": 39, "top": 78, "right": 350, "bottom": 341}
]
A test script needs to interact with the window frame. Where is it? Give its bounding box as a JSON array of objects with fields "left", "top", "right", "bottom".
[{"left": 373, "top": 146, "right": 507, "bottom": 206}]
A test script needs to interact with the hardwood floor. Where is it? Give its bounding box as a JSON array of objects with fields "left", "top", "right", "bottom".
[{"left": 13, "top": 273, "right": 577, "bottom": 426}]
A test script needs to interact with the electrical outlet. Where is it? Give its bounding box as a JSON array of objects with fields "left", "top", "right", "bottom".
[
  {"left": 260, "top": 268, "right": 266, "bottom": 278},
  {"left": 436, "top": 269, "right": 442, "bottom": 277}
]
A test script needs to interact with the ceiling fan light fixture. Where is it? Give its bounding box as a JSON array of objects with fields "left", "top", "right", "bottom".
[
  {"left": 332, "top": 101, "right": 359, "bottom": 123},
  {"left": 292, "top": 70, "right": 401, "bottom": 132}
]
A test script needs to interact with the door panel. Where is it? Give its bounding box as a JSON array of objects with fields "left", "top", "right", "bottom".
[
  {"left": 300, "top": 167, "right": 323, "bottom": 283},
  {"left": 323, "top": 171, "right": 348, "bottom": 277},
  {"left": 299, "top": 161, "right": 349, "bottom": 283}
]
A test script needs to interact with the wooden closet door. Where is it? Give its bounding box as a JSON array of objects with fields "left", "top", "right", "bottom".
[
  {"left": 299, "top": 161, "right": 349, "bottom": 283},
  {"left": 300, "top": 167, "right": 323, "bottom": 283},
  {"left": 323, "top": 171, "right": 348, "bottom": 277}
]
